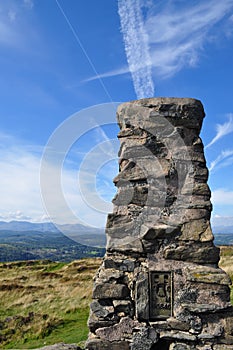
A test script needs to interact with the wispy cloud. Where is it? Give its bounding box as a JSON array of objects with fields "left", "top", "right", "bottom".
[
  {"left": 206, "top": 114, "right": 233, "bottom": 148},
  {"left": 118, "top": 0, "right": 154, "bottom": 98},
  {"left": 209, "top": 149, "right": 233, "bottom": 172},
  {"left": 145, "top": 0, "right": 233, "bottom": 78},
  {"left": 92, "top": 126, "right": 117, "bottom": 158},
  {"left": 89, "top": 0, "right": 233, "bottom": 86},
  {"left": 83, "top": 66, "right": 130, "bottom": 83}
]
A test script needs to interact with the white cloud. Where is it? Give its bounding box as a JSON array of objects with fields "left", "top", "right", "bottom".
[
  {"left": 91, "top": 0, "right": 233, "bottom": 85},
  {"left": 206, "top": 114, "right": 233, "bottom": 148},
  {"left": 147, "top": 0, "right": 233, "bottom": 78},
  {"left": 146, "top": 0, "right": 233, "bottom": 78},
  {"left": 0, "top": 126, "right": 117, "bottom": 227},
  {"left": 0, "top": 132, "right": 111, "bottom": 227},
  {"left": 41, "top": 155, "right": 112, "bottom": 227},
  {"left": 209, "top": 149, "right": 233, "bottom": 172},
  {"left": 0, "top": 135, "right": 44, "bottom": 222},
  {"left": 212, "top": 214, "right": 233, "bottom": 227},
  {"left": 118, "top": 0, "right": 154, "bottom": 98},
  {"left": 0, "top": 211, "right": 32, "bottom": 222},
  {"left": 212, "top": 188, "right": 233, "bottom": 205},
  {"left": 0, "top": 134, "right": 61, "bottom": 222}
]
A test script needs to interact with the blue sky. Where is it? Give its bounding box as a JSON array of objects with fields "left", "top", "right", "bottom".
[{"left": 0, "top": 0, "right": 233, "bottom": 228}]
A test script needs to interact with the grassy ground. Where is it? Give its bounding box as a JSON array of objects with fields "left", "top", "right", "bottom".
[
  {"left": 219, "top": 245, "right": 233, "bottom": 303},
  {"left": 0, "top": 247, "right": 232, "bottom": 349},
  {"left": 0, "top": 258, "right": 101, "bottom": 349}
]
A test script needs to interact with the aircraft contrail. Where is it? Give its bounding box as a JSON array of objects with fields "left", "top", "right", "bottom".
[{"left": 118, "top": 0, "right": 154, "bottom": 99}]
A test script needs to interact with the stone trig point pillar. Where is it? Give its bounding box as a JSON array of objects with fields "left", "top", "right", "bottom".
[{"left": 86, "top": 98, "right": 233, "bottom": 350}]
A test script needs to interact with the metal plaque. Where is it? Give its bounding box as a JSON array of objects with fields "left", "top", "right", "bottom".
[{"left": 149, "top": 271, "right": 173, "bottom": 320}]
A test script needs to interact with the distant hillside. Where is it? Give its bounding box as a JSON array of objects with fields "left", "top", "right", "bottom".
[
  {"left": 67, "top": 233, "right": 106, "bottom": 247},
  {"left": 0, "top": 230, "right": 105, "bottom": 262},
  {"left": 0, "top": 221, "right": 232, "bottom": 262},
  {"left": 0, "top": 221, "right": 106, "bottom": 248},
  {"left": 212, "top": 225, "right": 233, "bottom": 234},
  {"left": 214, "top": 233, "right": 233, "bottom": 246},
  {"left": 0, "top": 220, "right": 104, "bottom": 234},
  {"left": 0, "top": 221, "right": 59, "bottom": 232}
]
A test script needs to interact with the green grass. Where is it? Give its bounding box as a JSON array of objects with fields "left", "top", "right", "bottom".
[
  {"left": 43, "top": 262, "right": 67, "bottom": 272},
  {"left": 0, "top": 248, "right": 233, "bottom": 349},
  {"left": 219, "top": 246, "right": 233, "bottom": 279},
  {"left": 0, "top": 258, "right": 102, "bottom": 349},
  {"left": 3, "top": 308, "right": 90, "bottom": 349},
  {"left": 218, "top": 246, "right": 233, "bottom": 305}
]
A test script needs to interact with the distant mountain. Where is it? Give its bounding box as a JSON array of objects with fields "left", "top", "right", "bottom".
[
  {"left": 211, "top": 224, "right": 233, "bottom": 245},
  {"left": 58, "top": 223, "right": 104, "bottom": 234},
  {"left": 0, "top": 229, "right": 105, "bottom": 263},
  {"left": 2, "top": 220, "right": 232, "bottom": 234},
  {"left": 211, "top": 216, "right": 233, "bottom": 237},
  {"left": 0, "top": 221, "right": 106, "bottom": 247},
  {"left": 214, "top": 233, "right": 233, "bottom": 246},
  {"left": 0, "top": 220, "right": 104, "bottom": 234},
  {"left": 0, "top": 221, "right": 106, "bottom": 263},
  {"left": 0, "top": 220, "right": 59, "bottom": 232},
  {"left": 212, "top": 225, "right": 233, "bottom": 234},
  {"left": 1, "top": 221, "right": 232, "bottom": 252}
]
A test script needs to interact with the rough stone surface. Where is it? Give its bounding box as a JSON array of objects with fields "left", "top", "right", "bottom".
[
  {"left": 86, "top": 98, "right": 233, "bottom": 349},
  {"left": 95, "top": 317, "right": 140, "bottom": 341},
  {"left": 85, "top": 338, "right": 130, "bottom": 350},
  {"left": 35, "top": 344, "right": 81, "bottom": 350},
  {"left": 92, "top": 282, "right": 130, "bottom": 299},
  {"left": 131, "top": 327, "right": 157, "bottom": 350},
  {"left": 135, "top": 273, "right": 149, "bottom": 320},
  {"left": 169, "top": 343, "right": 193, "bottom": 350}
]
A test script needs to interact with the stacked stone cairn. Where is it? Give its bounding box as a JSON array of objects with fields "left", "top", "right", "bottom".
[{"left": 86, "top": 98, "right": 233, "bottom": 350}]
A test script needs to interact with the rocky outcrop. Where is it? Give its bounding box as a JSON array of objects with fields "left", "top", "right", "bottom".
[{"left": 86, "top": 98, "right": 233, "bottom": 349}]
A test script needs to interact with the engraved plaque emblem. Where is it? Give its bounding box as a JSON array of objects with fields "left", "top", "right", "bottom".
[{"left": 149, "top": 271, "right": 173, "bottom": 320}]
